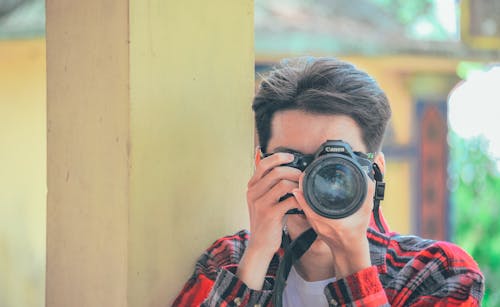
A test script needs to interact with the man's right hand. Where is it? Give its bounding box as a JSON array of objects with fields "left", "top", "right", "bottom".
[{"left": 236, "top": 151, "right": 301, "bottom": 290}]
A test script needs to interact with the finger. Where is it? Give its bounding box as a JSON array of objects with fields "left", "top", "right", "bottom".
[
  {"left": 298, "top": 172, "right": 305, "bottom": 190},
  {"left": 366, "top": 172, "right": 375, "bottom": 197},
  {"left": 258, "top": 179, "right": 299, "bottom": 206},
  {"left": 291, "top": 188, "right": 312, "bottom": 215},
  {"left": 248, "top": 166, "right": 301, "bottom": 202},
  {"left": 248, "top": 153, "right": 295, "bottom": 187},
  {"left": 361, "top": 174, "right": 375, "bottom": 213},
  {"left": 273, "top": 195, "right": 300, "bottom": 216},
  {"left": 292, "top": 174, "right": 314, "bottom": 215}
]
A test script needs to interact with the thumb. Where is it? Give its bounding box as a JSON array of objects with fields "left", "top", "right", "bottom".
[
  {"left": 292, "top": 189, "right": 307, "bottom": 211},
  {"left": 292, "top": 188, "right": 322, "bottom": 221}
]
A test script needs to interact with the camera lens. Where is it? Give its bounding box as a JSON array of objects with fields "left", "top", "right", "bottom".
[
  {"left": 314, "top": 164, "right": 356, "bottom": 208},
  {"left": 303, "top": 155, "right": 366, "bottom": 219}
]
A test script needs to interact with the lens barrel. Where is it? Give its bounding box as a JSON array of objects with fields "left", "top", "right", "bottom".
[{"left": 303, "top": 154, "right": 367, "bottom": 219}]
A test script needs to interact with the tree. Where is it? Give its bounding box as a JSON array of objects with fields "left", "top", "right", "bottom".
[{"left": 449, "top": 131, "right": 500, "bottom": 306}]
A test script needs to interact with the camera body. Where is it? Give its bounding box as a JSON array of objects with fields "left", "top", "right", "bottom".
[{"left": 274, "top": 140, "right": 374, "bottom": 219}]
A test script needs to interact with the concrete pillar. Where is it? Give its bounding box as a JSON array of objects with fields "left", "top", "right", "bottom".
[{"left": 46, "top": 1, "right": 254, "bottom": 306}]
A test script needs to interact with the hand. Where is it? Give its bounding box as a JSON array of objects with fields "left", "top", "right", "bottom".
[
  {"left": 292, "top": 172, "right": 374, "bottom": 278},
  {"left": 236, "top": 151, "right": 301, "bottom": 289}
]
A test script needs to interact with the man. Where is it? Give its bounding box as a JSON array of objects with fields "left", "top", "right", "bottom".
[{"left": 173, "top": 57, "right": 484, "bottom": 306}]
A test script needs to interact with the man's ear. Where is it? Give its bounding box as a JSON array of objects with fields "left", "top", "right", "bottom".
[
  {"left": 254, "top": 146, "right": 263, "bottom": 166},
  {"left": 374, "top": 151, "right": 386, "bottom": 175}
]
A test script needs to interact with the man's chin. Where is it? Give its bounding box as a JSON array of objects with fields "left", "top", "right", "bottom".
[
  {"left": 308, "top": 238, "right": 331, "bottom": 255},
  {"left": 286, "top": 216, "right": 332, "bottom": 256},
  {"left": 286, "top": 214, "right": 311, "bottom": 238}
]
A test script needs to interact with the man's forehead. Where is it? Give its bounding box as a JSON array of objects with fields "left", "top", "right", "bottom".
[
  {"left": 268, "top": 110, "right": 366, "bottom": 154},
  {"left": 271, "top": 146, "right": 306, "bottom": 155}
]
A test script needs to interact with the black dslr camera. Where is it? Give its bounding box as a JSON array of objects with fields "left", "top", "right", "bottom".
[{"left": 269, "top": 140, "right": 375, "bottom": 219}]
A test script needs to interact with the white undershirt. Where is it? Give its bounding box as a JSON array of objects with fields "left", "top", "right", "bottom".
[{"left": 282, "top": 266, "right": 336, "bottom": 307}]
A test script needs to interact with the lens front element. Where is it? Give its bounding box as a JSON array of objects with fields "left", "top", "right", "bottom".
[{"left": 303, "top": 155, "right": 367, "bottom": 219}]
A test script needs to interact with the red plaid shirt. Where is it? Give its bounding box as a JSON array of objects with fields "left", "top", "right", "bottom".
[{"left": 173, "top": 214, "right": 483, "bottom": 306}]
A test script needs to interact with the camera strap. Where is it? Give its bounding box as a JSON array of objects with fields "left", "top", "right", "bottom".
[
  {"left": 372, "top": 163, "right": 386, "bottom": 233},
  {"left": 272, "top": 228, "right": 317, "bottom": 307},
  {"left": 272, "top": 163, "right": 386, "bottom": 307}
]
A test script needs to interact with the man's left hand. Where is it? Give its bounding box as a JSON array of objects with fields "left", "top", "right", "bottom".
[{"left": 292, "top": 173, "right": 374, "bottom": 278}]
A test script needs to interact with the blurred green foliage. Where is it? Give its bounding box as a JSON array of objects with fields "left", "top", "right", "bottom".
[
  {"left": 369, "top": 0, "right": 454, "bottom": 40},
  {"left": 370, "top": 0, "right": 433, "bottom": 22},
  {"left": 449, "top": 132, "right": 500, "bottom": 306}
]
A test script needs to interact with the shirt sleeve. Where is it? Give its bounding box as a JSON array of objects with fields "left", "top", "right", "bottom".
[
  {"left": 201, "top": 265, "right": 274, "bottom": 306},
  {"left": 323, "top": 242, "right": 484, "bottom": 306},
  {"left": 396, "top": 241, "right": 484, "bottom": 306},
  {"left": 324, "top": 266, "right": 390, "bottom": 306},
  {"left": 173, "top": 265, "right": 274, "bottom": 307},
  {"left": 172, "top": 230, "right": 276, "bottom": 306}
]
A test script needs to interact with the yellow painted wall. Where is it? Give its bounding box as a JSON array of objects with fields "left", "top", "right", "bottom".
[
  {"left": 353, "top": 60, "right": 414, "bottom": 234},
  {"left": 128, "top": 1, "right": 254, "bottom": 305},
  {"left": 384, "top": 161, "right": 412, "bottom": 234},
  {"left": 46, "top": 0, "right": 254, "bottom": 306},
  {"left": 347, "top": 56, "right": 458, "bottom": 235},
  {"left": 0, "top": 39, "right": 46, "bottom": 307}
]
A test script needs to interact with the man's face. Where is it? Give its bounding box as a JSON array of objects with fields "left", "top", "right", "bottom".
[
  {"left": 267, "top": 110, "right": 366, "bottom": 157},
  {"left": 266, "top": 109, "right": 369, "bottom": 241}
]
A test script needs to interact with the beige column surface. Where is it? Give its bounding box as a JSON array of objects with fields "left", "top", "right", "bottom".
[
  {"left": 46, "top": 0, "right": 254, "bottom": 306},
  {"left": 46, "top": 0, "right": 130, "bottom": 306}
]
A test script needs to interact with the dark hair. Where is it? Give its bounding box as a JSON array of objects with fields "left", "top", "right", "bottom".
[{"left": 252, "top": 57, "right": 392, "bottom": 153}]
